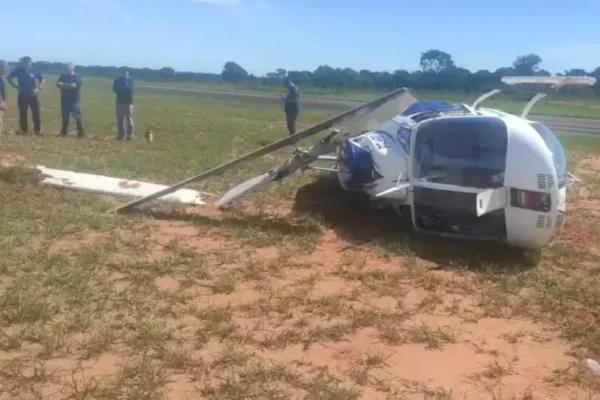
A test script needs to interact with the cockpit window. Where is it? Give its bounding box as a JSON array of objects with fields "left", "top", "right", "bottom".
[
  {"left": 529, "top": 122, "right": 567, "bottom": 188},
  {"left": 413, "top": 117, "right": 508, "bottom": 188}
]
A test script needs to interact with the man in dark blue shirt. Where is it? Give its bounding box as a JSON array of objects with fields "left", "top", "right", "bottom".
[
  {"left": 7, "top": 56, "right": 45, "bottom": 135},
  {"left": 283, "top": 80, "right": 300, "bottom": 135},
  {"left": 112, "top": 69, "right": 135, "bottom": 140},
  {"left": 0, "top": 61, "right": 7, "bottom": 137},
  {"left": 56, "top": 63, "right": 85, "bottom": 137}
]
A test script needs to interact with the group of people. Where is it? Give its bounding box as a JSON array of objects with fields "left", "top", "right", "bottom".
[
  {"left": 0, "top": 56, "right": 302, "bottom": 139},
  {"left": 0, "top": 56, "right": 136, "bottom": 140}
]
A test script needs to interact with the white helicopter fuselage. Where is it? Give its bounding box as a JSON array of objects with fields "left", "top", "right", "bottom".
[{"left": 334, "top": 104, "right": 567, "bottom": 249}]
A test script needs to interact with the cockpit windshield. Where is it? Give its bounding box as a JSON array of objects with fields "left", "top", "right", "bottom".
[
  {"left": 529, "top": 122, "right": 567, "bottom": 188},
  {"left": 413, "top": 116, "right": 508, "bottom": 188}
]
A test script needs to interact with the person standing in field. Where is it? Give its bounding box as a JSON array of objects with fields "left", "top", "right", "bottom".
[
  {"left": 7, "top": 56, "right": 45, "bottom": 135},
  {"left": 283, "top": 80, "right": 300, "bottom": 135},
  {"left": 0, "top": 61, "right": 7, "bottom": 137},
  {"left": 112, "top": 69, "right": 135, "bottom": 140},
  {"left": 56, "top": 63, "right": 85, "bottom": 137}
]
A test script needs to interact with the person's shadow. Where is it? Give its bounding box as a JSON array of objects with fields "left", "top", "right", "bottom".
[{"left": 291, "top": 175, "right": 540, "bottom": 273}]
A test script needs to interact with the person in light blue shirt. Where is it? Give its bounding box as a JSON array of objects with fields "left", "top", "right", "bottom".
[{"left": 8, "top": 56, "right": 45, "bottom": 135}]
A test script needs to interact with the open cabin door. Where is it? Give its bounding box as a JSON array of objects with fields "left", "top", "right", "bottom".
[{"left": 407, "top": 115, "right": 511, "bottom": 240}]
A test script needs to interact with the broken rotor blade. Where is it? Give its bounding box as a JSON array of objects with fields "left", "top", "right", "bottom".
[
  {"left": 216, "top": 172, "right": 275, "bottom": 208},
  {"left": 114, "top": 87, "right": 416, "bottom": 213},
  {"left": 587, "top": 358, "right": 600, "bottom": 376},
  {"left": 216, "top": 90, "right": 418, "bottom": 208},
  {"left": 216, "top": 131, "right": 345, "bottom": 208},
  {"left": 340, "top": 88, "right": 417, "bottom": 134}
]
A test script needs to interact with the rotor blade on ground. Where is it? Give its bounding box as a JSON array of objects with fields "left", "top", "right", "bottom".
[
  {"left": 216, "top": 172, "right": 275, "bottom": 207},
  {"left": 216, "top": 91, "right": 419, "bottom": 208},
  {"left": 587, "top": 358, "right": 600, "bottom": 376},
  {"left": 216, "top": 135, "right": 342, "bottom": 208},
  {"left": 114, "top": 87, "right": 414, "bottom": 213}
]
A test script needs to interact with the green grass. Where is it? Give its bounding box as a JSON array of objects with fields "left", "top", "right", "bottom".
[
  {"left": 138, "top": 77, "right": 600, "bottom": 119},
  {"left": 1, "top": 83, "right": 600, "bottom": 399},
  {"left": 22, "top": 73, "right": 600, "bottom": 119}
]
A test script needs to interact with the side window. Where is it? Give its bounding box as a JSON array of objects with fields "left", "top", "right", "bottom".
[
  {"left": 530, "top": 123, "right": 567, "bottom": 188},
  {"left": 396, "top": 127, "right": 412, "bottom": 153}
]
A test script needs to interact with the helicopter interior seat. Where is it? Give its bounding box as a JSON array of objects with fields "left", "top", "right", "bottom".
[{"left": 414, "top": 137, "right": 434, "bottom": 178}]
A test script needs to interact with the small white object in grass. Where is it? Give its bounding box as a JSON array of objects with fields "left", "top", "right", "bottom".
[
  {"left": 586, "top": 358, "right": 600, "bottom": 375},
  {"left": 145, "top": 129, "right": 154, "bottom": 143}
]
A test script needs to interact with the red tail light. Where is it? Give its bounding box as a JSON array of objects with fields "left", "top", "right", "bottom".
[{"left": 510, "top": 188, "right": 551, "bottom": 212}]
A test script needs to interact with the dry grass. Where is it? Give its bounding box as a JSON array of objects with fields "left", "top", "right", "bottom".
[{"left": 0, "top": 85, "right": 600, "bottom": 399}]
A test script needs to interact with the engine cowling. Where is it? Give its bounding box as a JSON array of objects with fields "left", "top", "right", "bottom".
[{"left": 337, "top": 139, "right": 376, "bottom": 190}]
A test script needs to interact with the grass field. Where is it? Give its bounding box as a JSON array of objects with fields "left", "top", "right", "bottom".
[
  {"left": 136, "top": 78, "right": 600, "bottom": 119},
  {"left": 25, "top": 74, "right": 600, "bottom": 119},
  {"left": 1, "top": 83, "right": 600, "bottom": 399}
]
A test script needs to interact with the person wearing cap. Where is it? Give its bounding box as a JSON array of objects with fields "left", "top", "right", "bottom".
[
  {"left": 112, "top": 69, "right": 135, "bottom": 140},
  {"left": 56, "top": 62, "right": 85, "bottom": 137},
  {"left": 0, "top": 61, "right": 7, "bottom": 136},
  {"left": 282, "top": 79, "right": 300, "bottom": 135},
  {"left": 7, "top": 56, "right": 45, "bottom": 135}
]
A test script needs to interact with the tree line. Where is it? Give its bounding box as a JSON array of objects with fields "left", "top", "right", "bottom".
[{"left": 9, "top": 50, "right": 600, "bottom": 95}]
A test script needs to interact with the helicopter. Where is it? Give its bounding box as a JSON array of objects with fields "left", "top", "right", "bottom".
[{"left": 115, "top": 76, "right": 596, "bottom": 250}]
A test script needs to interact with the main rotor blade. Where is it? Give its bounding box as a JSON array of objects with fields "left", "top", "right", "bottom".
[
  {"left": 114, "top": 87, "right": 414, "bottom": 213},
  {"left": 341, "top": 87, "right": 418, "bottom": 133},
  {"left": 216, "top": 172, "right": 276, "bottom": 208},
  {"left": 216, "top": 132, "right": 344, "bottom": 208},
  {"left": 216, "top": 90, "right": 419, "bottom": 208}
]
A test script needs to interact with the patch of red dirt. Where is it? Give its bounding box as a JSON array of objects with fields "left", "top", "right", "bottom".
[
  {"left": 577, "top": 154, "right": 600, "bottom": 172},
  {"left": 9, "top": 153, "right": 599, "bottom": 399},
  {"left": 0, "top": 150, "right": 26, "bottom": 167},
  {"left": 47, "top": 230, "right": 111, "bottom": 254}
]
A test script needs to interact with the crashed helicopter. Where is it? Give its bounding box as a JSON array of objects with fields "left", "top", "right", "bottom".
[{"left": 109, "top": 76, "right": 595, "bottom": 250}]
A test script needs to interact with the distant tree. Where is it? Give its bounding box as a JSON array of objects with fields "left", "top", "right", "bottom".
[
  {"left": 221, "top": 61, "right": 249, "bottom": 83},
  {"left": 564, "top": 68, "right": 589, "bottom": 76},
  {"left": 286, "top": 70, "right": 312, "bottom": 86},
  {"left": 312, "top": 65, "right": 342, "bottom": 87},
  {"left": 393, "top": 70, "right": 413, "bottom": 89},
  {"left": 158, "top": 67, "right": 176, "bottom": 78},
  {"left": 512, "top": 53, "right": 542, "bottom": 75},
  {"left": 358, "top": 69, "right": 375, "bottom": 88},
  {"left": 470, "top": 69, "right": 494, "bottom": 90},
  {"left": 494, "top": 67, "right": 516, "bottom": 78},
  {"left": 275, "top": 68, "right": 287, "bottom": 79},
  {"left": 339, "top": 68, "right": 361, "bottom": 87},
  {"left": 420, "top": 49, "right": 455, "bottom": 73},
  {"left": 9, "top": 50, "right": 600, "bottom": 97},
  {"left": 534, "top": 69, "right": 551, "bottom": 76},
  {"left": 591, "top": 67, "right": 600, "bottom": 94}
]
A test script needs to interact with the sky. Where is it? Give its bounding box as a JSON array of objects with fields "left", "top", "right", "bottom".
[{"left": 2, "top": 0, "right": 600, "bottom": 75}]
